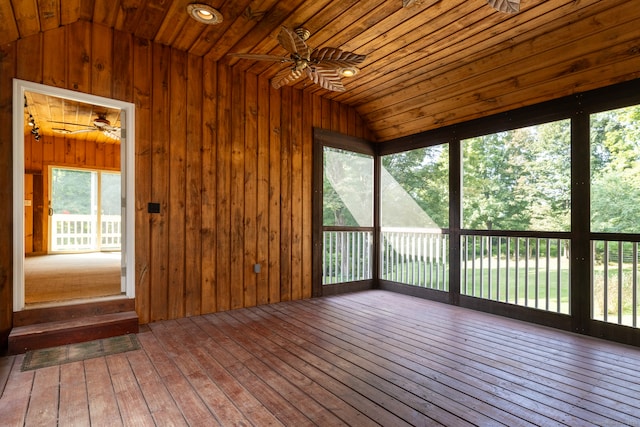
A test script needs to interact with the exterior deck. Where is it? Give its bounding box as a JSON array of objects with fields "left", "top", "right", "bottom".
[{"left": 2, "top": 290, "right": 640, "bottom": 426}]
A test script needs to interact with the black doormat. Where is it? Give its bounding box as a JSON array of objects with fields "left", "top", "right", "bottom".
[{"left": 21, "top": 334, "right": 140, "bottom": 371}]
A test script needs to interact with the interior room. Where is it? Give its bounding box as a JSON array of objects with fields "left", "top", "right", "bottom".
[{"left": 1, "top": 0, "right": 640, "bottom": 424}]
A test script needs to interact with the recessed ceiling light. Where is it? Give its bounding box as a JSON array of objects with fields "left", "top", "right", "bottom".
[{"left": 187, "top": 4, "right": 223, "bottom": 25}]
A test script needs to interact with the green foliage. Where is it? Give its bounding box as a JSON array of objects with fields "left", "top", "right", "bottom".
[
  {"left": 101, "top": 172, "right": 121, "bottom": 215},
  {"left": 591, "top": 105, "right": 640, "bottom": 233},
  {"left": 52, "top": 169, "right": 93, "bottom": 214},
  {"left": 381, "top": 145, "right": 449, "bottom": 228},
  {"left": 462, "top": 120, "right": 571, "bottom": 231},
  {"left": 322, "top": 147, "right": 372, "bottom": 227}
]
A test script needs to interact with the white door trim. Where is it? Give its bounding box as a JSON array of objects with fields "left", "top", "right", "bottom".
[{"left": 12, "top": 79, "right": 136, "bottom": 310}]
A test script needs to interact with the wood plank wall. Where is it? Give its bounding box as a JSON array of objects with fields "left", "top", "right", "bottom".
[{"left": 0, "top": 21, "right": 373, "bottom": 347}]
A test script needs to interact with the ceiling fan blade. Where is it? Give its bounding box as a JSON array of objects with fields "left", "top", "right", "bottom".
[
  {"left": 311, "top": 47, "right": 367, "bottom": 68},
  {"left": 53, "top": 127, "right": 95, "bottom": 134},
  {"left": 228, "top": 53, "right": 291, "bottom": 63},
  {"left": 48, "top": 120, "right": 95, "bottom": 128},
  {"left": 103, "top": 129, "right": 121, "bottom": 140},
  {"left": 487, "top": 0, "right": 520, "bottom": 13},
  {"left": 271, "top": 67, "right": 303, "bottom": 90},
  {"left": 277, "top": 27, "right": 310, "bottom": 59},
  {"left": 306, "top": 67, "right": 345, "bottom": 92}
]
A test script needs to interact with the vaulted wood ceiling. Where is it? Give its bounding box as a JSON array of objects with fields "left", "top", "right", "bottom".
[{"left": 3, "top": 0, "right": 640, "bottom": 142}]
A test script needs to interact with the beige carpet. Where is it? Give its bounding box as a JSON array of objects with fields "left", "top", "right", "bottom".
[{"left": 24, "top": 252, "right": 122, "bottom": 305}]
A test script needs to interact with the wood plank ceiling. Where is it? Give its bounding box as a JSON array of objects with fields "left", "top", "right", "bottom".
[{"left": 3, "top": 0, "right": 640, "bottom": 142}]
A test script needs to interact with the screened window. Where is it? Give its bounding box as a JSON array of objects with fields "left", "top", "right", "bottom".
[
  {"left": 590, "top": 104, "right": 640, "bottom": 327},
  {"left": 462, "top": 120, "right": 571, "bottom": 232},
  {"left": 322, "top": 147, "right": 373, "bottom": 284},
  {"left": 380, "top": 145, "right": 449, "bottom": 290}
]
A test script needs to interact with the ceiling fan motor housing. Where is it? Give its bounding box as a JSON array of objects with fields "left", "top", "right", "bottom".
[{"left": 294, "top": 27, "right": 310, "bottom": 41}]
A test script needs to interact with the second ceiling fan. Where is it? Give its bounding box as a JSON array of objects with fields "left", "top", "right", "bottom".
[{"left": 51, "top": 113, "right": 121, "bottom": 140}]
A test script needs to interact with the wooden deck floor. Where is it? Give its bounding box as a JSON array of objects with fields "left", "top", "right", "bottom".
[{"left": 2, "top": 290, "right": 640, "bottom": 426}]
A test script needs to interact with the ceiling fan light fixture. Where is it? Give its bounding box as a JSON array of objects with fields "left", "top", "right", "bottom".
[
  {"left": 187, "top": 4, "right": 223, "bottom": 25},
  {"left": 340, "top": 67, "right": 359, "bottom": 77}
]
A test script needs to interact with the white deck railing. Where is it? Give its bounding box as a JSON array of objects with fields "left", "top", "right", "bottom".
[
  {"left": 322, "top": 230, "right": 373, "bottom": 284},
  {"left": 381, "top": 228, "right": 449, "bottom": 290},
  {"left": 51, "top": 214, "right": 121, "bottom": 252}
]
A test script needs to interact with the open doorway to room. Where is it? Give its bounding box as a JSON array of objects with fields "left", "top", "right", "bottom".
[{"left": 13, "top": 80, "right": 135, "bottom": 310}]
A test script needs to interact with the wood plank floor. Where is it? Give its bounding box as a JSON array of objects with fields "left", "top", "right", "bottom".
[{"left": 2, "top": 290, "right": 640, "bottom": 426}]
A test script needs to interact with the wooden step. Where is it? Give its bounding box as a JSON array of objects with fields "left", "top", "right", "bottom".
[
  {"left": 13, "top": 298, "right": 136, "bottom": 327},
  {"left": 8, "top": 311, "right": 139, "bottom": 355}
]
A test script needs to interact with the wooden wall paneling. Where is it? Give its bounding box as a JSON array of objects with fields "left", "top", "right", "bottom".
[
  {"left": 255, "top": 78, "right": 270, "bottom": 306},
  {"left": 24, "top": 174, "right": 34, "bottom": 253},
  {"left": 24, "top": 134, "right": 33, "bottom": 171},
  {"left": 216, "top": 62, "right": 231, "bottom": 312},
  {"left": 32, "top": 136, "right": 43, "bottom": 171},
  {"left": 133, "top": 37, "right": 153, "bottom": 324},
  {"left": 185, "top": 53, "right": 203, "bottom": 317},
  {"left": 90, "top": 23, "right": 113, "bottom": 98},
  {"left": 321, "top": 97, "right": 331, "bottom": 130},
  {"left": 268, "top": 85, "right": 281, "bottom": 304},
  {"left": 112, "top": 30, "right": 133, "bottom": 102},
  {"left": 53, "top": 136, "right": 65, "bottom": 164},
  {"left": 290, "top": 88, "right": 303, "bottom": 301},
  {"left": 347, "top": 107, "right": 357, "bottom": 139},
  {"left": 339, "top": 103, "right": 349, "bottom": 135},
  {"left": 42, "top": 136, "right": 54, "bottom": 163},
  {"left": 32, "top": 173, "right": 44, "bottom": 253},
  {"left": 0, "top": 41, "right": 16, "bottom": 350},
  {"left": 106, "top": 142, "right": 118, "bottom": 168},
  {"left": 66, "top": 20, "right": 91, "bottom": 92},
  {"left": 200, "top": 56, "right": 217, "bottom": 314},
  {"left": 330, "top": 100, "right": 341, "bottom": 133},
  {"left": 75, "top": 139, "right": 86, "bottom": 165},
  {"left": 230, "top": 67, "right": 245, "bottom": 310},
  {"left": 168, "top": 48, "right": 187, "bottom": 319},
  {"left": 244, "top": 71, "right": 258, "bottom": 308},
  {"left": 42, "top": 26, "right": 66, "bottom": 88},
  {"left": 63, "top": 139, "right": 75, "bottom": 164},
  {"left": 84, "top": 136, "right": 96, "bottom": 165},
  {"left": 279, "top": 86, "right": 292, "bottom": 302},
  {"left": 149, "top": 42, "right": 171, "bottom": 321},
  {"left": 301, "top": 91, "right": 316, "bottom": 299},
  {"left": 89, "top": 141, "right": 102, "bottom": 168},
  {"left": 16, "top": 33, "right": 43, "bottom": 83}
]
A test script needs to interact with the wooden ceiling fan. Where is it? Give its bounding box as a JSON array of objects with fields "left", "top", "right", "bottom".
[
  {"left": 229, "top": 26, "right": 367, "bottom": 92},
  {"left": 50, "top": 113, "right": 121, "bottom": 140}
]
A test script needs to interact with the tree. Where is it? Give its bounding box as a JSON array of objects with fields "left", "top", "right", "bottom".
[
  {"left": 591, "top": 105, "right": 640, "bottom": 233},
  {"left": 381, "top": 145, "right": 449, "bottom": 228}
]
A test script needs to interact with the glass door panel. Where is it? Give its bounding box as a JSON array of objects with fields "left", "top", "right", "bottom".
[
  {"left": 322, "top": 147, "right": 374, "bottom": 284},
  {"left": 50, "top": 168, "right": 98, "bottom": 252}
]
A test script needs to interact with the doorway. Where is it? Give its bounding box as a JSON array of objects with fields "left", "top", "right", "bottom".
[{"left": 13, "top": 79, "right": 135, "bottom": 310}]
